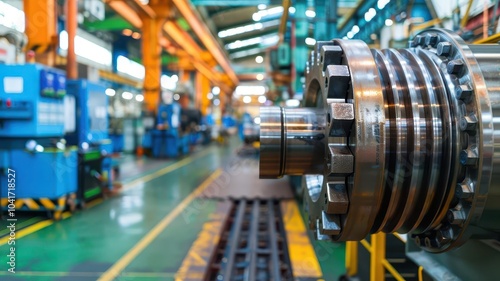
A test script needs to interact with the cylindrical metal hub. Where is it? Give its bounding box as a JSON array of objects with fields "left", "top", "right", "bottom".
[
  {"left": 259, "top": 29, "right": 500, "bottom": 252},
  {"left": 260, "top": 107, "right": 326, "bottom": 178}
]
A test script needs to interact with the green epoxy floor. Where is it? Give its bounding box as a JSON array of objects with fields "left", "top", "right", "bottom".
[
  {"left": 0, "top": 143, "right": 233, "bottom": 281},
  {"left": 0, "top": 139, "right": 346, "bottom": 280}
]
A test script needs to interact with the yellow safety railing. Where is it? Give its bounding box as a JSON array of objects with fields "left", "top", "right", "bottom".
[{"left": 345, "top": 233, "right": 424, "bottom": 281}]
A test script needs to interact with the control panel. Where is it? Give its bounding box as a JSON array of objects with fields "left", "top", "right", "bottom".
[{"left": 0, "top": 64, "right": 66, "bottom": 137}]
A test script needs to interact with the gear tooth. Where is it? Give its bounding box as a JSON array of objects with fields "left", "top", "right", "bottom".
[
  {"left": 320, "top": 211, "right": 341, "bottom": 235},
  {"left": 326, "top": 65, "right": 350, "bottom": 99},
  {"left": 316, "top": 219, "right": 332, "bottom": 240},
  {"left": 326, "top": 182, "right": 349, "bottom": 214},
  {"left": 321, "top": 45, "right": 343, "bottom": 70},
  {"left": 329, "top": 102, "right": 354, "bottom": 136}
]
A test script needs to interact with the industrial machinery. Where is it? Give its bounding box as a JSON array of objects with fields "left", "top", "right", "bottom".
[
  {"left": 0, "top": 64, "right": 77, "bottom": 219},
  {"left": 66, "top": 79, "right": 113, "bottom": 205},
  {"left": 259, "top": 29, "right": 500, "bottom": 279},
  {"left": 151, "top": 102, "right": 189, "bottom": 158},
  {"left": 240, "top": 112, "right": 260, "bottom": 144}
]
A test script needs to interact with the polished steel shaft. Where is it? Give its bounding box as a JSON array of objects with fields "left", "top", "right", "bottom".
[
  {"left": 260, "top": 107, "right": 326, "bottom": 178},
  {"left": 259, "top": 29, "right": 500, "bottom": 252}
]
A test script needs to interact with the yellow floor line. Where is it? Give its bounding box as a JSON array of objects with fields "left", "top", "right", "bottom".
[
  {"left": 0, "top": 149, "right": 213, "bottom": 246},
  {"left": 121, "top": 148, "right": 211, "bottom": 191},
  {"left": 0, "top": 271, "right": 176, "bottom": 277},
  {"left": 174, "top": 202, "right": 231, "bottom": 281},
  {"left": 0, "top": 219, "right": 53, "bottom": 245},
  {"left": 280, "top": 200, "right": 323, "bottom": 278},
  {"left": 98, "top": 169, "right": 222, "bottom": 281}
]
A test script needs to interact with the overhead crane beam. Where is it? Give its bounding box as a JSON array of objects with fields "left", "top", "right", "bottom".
[
  {"left": 162, "top": 21, "right": 231, "bottom": 94},
  {"left": 104, "top": 0, "right": 235, "bottom": 111},
  {"left": 172, "top": 0, "right": 239, "bottom": 87}
]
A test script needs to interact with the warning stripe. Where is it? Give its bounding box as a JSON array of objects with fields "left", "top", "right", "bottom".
[{"left": 1, "top": 196, "right": 69, "bottom": 210}]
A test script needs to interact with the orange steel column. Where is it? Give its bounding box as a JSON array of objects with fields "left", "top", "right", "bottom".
[
  {"left": 24, "top": 0, "right": 57, "bottom": 66},
  {"left": 195, "top": 72, "right": 210, "bottom": 116},
  {"left": 142, "top": 16, "right": 163, "bottom": 112},
  {"left": 142, "top": 0, "right": 170, "bottom": 112},
  {"left": 180, "top": 70, "right": 191, "bottom": 83},
  {"left": 66, "top": 0, "right": 78, "bottom": 79}
]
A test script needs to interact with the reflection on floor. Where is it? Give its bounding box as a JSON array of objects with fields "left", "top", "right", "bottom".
[{"left": 0, "top": 139, "right": 345, "bottom": 280}]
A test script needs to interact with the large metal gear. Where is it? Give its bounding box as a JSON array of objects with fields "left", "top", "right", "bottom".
[{"left": 259, "top": 29, "right": 500, "bottom": 252}]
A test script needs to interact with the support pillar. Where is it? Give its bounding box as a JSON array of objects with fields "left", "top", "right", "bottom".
[
  {"left": 24, "top": 0, "right": 57, "bottom": 66},
  {"left": 142, "top": 16, "right": 164, "bottom": 112},
  {"left": 195, "top": 72, "right": 210, "bottom": 116},
  {"left": 66, "top": 0, "right": 78, "bottom": 79},
  {"left": 142, "top": 0, "right": 171, "bottom": 112}
]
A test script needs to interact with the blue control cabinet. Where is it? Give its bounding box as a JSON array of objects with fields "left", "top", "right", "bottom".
[
  {"left": 0, "top": 64, "right": 77, "bottom": 217},
  {"left": 66, "top": 79, "right": 109, "bottom": 147},
  {"left": 151, "top": 103, "right": 190, "bottom": 158},
  {"left": 65, "top": 79, "right": 113, "bottom": 202},
  {"left": 0, "top": 64, "right": 66, "bottom": 138}
]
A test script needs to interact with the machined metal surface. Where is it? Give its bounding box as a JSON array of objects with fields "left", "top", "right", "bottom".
[{"left": 259, "top": 29, "right": 500, "bottom": 252}]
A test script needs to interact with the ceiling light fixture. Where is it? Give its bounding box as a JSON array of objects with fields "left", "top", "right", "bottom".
[
  {"left": 252, "top": 6, "right": 284, "bottom": 22},
  {"left": 255, "top": 55, "right": 264, "bottom": 63},
  {"left": 305, "top": 37, "right": 316, "bottom": 46}
]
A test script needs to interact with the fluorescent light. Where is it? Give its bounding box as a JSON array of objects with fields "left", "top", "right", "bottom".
[
  {"left": 117, "top": 55, "right": 145, "bottom": 80},
  {"left": 252, "top": 6, "right": 284, "bottom": 22},
  {"left": 230, "top": 47, "right": 267, "bottom": 59},
  {"left": 256, "top": 74, "right": 264, "bottom": 81},
  {"left": 254, "top": 117, "right": 261, "bottom": 124},
  {"left": 135, "top": 94, "right": 144, "bottom": 102},
  {"left": 258, "top": 4, "right": 267, "bottom": 10},
  {"left": 132, "top": 32, "right": 141, "bottom": 39},
  {"left": 289, "top": 7, "right": 296, "bottom": 14},
  {"left": 213, "top": 87, "right": 220, "bottom": 95},
  {"left": 352, "top": 25, "right": 360, "bottom": 33},
  {"left": 243, "top": 96, "right": 252, "bottom": 103},
  {"left": 385, "top": 19, "right": 393, "bottom": 26},
  {"left": 347, "top": 31, "right": 354, "bottom": 39},
  {"left": 122, "top": 91, "right": 133, "bottom": 100},
  {"left": 218, "top": 22, "right": 263, "bottom": 38},
  {"left": 258, "top": 96, "right": 267, "bottom": 103},
  {"left": 377, "top": 0, "right": 390, "bottom": 10},
  {"left": 305, "top": 37, "right": 316, "bottom": 46},
  {"left": 213, "top": 99, "right": 220, "bottom": 106},
  {"left": 285, "top": 99, "right": 300, "bottom": 107},
  {"left": 173, "top": 94, "right": 180, "bottom": 100},
  {"left": 234, "top": 86, "right": 266, "bottom": 97},
  {"left": 365, "top": 8, "right": 377, "bottom": 22},
  {"left": 226, "top": 34, "right": 279, "bottom": 50},
  {"left": 207, "top": 93, "right": 214, "bottom": 100},
  {"left": 0, "top": 2, "right": 25, "bottom": 32},
  {"left": 59, "top": 31, "right": 112, "bottom": 68},
  {"left": 343, "top": 36, "right": 348, "bottom": 39},
  {"left": 161, "top": 74, "right": 177, "bottom": 90},
  {"left": 305, "top": 10, "right": 316, "bottom": 18},
  {"left": 105, "top": 88, "right": 116, "bottom": 96},
  {"left": 255, "top": 55, "right": 264, "bottom": 63}
]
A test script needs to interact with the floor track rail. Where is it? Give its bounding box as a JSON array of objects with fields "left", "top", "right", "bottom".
[{"left": 207, "top": 199, "right": 293, "bottom": 281}]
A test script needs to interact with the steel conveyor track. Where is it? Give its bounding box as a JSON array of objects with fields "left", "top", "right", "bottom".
[{"left": 207, "top": 200, "right": 293, "bottom": 281}]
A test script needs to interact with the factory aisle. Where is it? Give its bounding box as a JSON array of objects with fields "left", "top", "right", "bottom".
[{"left": 0, "top": 142, "right": 235, "bottom": 281}]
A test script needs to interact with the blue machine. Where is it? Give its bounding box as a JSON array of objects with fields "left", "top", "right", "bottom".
[
  {"left": 151, "top": 102, "right": 190, "bottom": 158},
  {"left": 0, "top": 64, "right": 78, "bottom": 219},
  {"left": 65, "top": 79, "right": 113, "bottom": 204}
]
